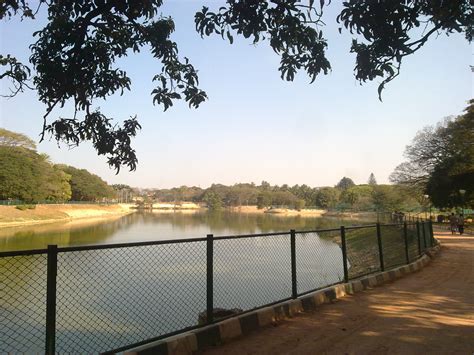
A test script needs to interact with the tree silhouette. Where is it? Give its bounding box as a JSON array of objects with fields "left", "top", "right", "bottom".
[
  {"left": 336, "top": 177, "right": 355, "bottom": 190},
  {"left": 391, "top": 100, "right": 474, "bottom": 208},
  {"left": 368, "top": 173, "right": 377, "bottom": 185},
  {"left": 1, "top": 1, "right": 471, "bottom": 171}
]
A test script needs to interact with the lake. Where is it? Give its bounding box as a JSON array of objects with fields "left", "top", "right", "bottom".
[
  {"left": 0, "top": 210, "right": 376, "bottom": 252},
  {"left": 1, "top": 211, "right": 377, "bottom": 353}
]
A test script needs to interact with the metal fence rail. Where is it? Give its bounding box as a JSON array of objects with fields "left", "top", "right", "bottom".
[{"left": 0, "top": 221, "right": 435, "bottom": 354}]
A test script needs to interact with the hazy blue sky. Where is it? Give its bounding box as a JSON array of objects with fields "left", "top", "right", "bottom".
[{"left": 1, "top": 1, "right": 472, "bottom": 188}]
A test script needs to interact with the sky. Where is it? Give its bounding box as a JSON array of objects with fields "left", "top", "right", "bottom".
[{"left": 0, "top": 1, "right": 472, "bottom": 189}]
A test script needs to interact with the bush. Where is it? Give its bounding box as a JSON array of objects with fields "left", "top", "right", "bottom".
[
  {"left": 294, "top": 199, "right": 305, "bottom": 211},
  {"left": 16, "top": 204, "right": 36, "bottom": 211}
]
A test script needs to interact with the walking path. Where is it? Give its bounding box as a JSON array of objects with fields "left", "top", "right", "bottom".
[{"left": 200, "top": 233, "right": 474, "bottom": 354}]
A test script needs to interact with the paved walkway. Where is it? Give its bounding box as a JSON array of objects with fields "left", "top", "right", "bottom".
[{"left": 201, "top": 234, "right": 474, "bottom": 354}]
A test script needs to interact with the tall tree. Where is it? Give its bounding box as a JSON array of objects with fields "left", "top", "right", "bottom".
[
  {"left": 340, "top": 188, "right": 359, "bottom": 209},
  {"left": 368, "top": 173, "right": 377, "bottom": 185},
  {"left": 336, "top": 177, "right": 355, "bottom": 190},
  {"left": 203, "top": 190, "right": 223, "bottom": 211},
  {"left": 0, "top": 146, "right": 71, "bottom": 202},
  {"left": 390, "top": 100, "right": 474, "bottom": 208},
  {"left": 315, "top": 187, "right": 340, "bottom": 209},
  {"left": 1, "top": 1, "right": 471, "bottom": 171},
  {"left": 257, "top": 192, "right": 272, "bottom": 209},
  {"left": 112, "top": 184, "right": 137, "bottom": 203},
  {"left": 56, "top": 165, "right": 115, "bottom": 201},
  {"left": 371, "top": 185, "right": 404, "bottom": 212},
  {"left": 260, "top": 181, "right": 271, "bottom": 191},
  {"left": 42, "top": 165, "right": 72, "bottom": 202}
]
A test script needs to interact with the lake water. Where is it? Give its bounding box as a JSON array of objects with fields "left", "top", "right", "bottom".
[
  {"left": 0, "top": 210, "right": 375, "bottom": 252},
  {"left": 1, "top": 211, "right": 376, "bottom": 353}
]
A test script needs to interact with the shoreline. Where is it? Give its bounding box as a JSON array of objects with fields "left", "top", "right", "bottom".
[
  {"left": 0, "top": 203, "right": 379, "bottom": 229},
  {"left": 228, "top": 206, "right": 327, "bottom": 216},
  {"left": 0, "top": 213, "right": 130, "bottom": 238},
  {"left": 228, "top": 206, "right": 378, "bottom": 219},
  {"left": 0, "top": 204, "right": 135, "bottom": 229}
]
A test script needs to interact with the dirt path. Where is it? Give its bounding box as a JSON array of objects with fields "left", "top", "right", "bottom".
[{"left": 201, "top": 234, "right": 474, "bottom": 355}]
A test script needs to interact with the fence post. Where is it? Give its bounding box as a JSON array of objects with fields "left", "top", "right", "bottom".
[
  {"left": 416, "top": 221, "right": 422, "bottom": 256},
  {"left": 206, "top": 234, "right": 214, "bottom": 324},
  {"left": 45, "top": 245, "right": 58, "bottom": 355},
  {"left": 421, "top": 221, "right": 427, "bottom": 250},
  {"left": 340, "top": 226, "right": 349, "bottom": 283},
  {"left": 290, "top": 229, "right": 297, "bottom": 299},
  {"left": 403, "top": 222, "right": 410, "bottom": 264},
  {"left": 376, "top": 223, "right": 384, "bottom": 271},
  {"left": 429, "top": 220, "right": 435, "bottom": 246}
]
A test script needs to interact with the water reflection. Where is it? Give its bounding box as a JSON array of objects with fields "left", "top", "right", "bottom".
[
  {"left": 0, "top": 211, "right": 375, "bottom": 252},
  {"left": 0, "top": 214, "right": 136, "bottom": 251}
]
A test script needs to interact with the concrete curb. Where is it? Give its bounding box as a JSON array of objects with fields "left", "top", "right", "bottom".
[{"left": 125, "top": 243, "right": 441, "bottom": 355}]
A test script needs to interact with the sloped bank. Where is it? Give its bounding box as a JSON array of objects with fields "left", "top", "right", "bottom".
[
  {"left": 126, "top": 243, "right": 441, "bottom": 355},
  {"left": 0, "top": 204, "right": 134, "bottom": 228}
]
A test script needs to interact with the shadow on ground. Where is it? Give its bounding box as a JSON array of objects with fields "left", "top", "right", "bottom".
[{"left": 201, "top": 236, "right": 474, "bottom": 355}]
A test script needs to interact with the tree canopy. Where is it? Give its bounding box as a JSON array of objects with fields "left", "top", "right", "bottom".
[
  {"left": 0, "top": 128, "right": 117, "bottom": 202},
  {"left": 145, "top": 179, "right": 421, "bottom": 213},
  {"left": 1, "top": 0, "right": 471, "bottom": 172},
  {"left": 390, "top": 100, "right": 474, "bottom": 208},
  {"left": 0, "top": 128, "right": 36, "bottom": 150},
  {"left": 336, "top": 177, "right": 355, "bottom": 190},
  {"left": 0, "top": 146, "right": 71, "bottom": 202},
  {"left": 56, "top": 165, "right": 115, "bottom": 201}
]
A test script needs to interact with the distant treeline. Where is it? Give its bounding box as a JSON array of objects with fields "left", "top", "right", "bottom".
[
  {"left": 149, "top": 175, "right": 424, "bottom": 212},
  {"left": 0, "top": 128, "right": 426, "bottom": 212},
  {"left": 0, "top": 129, "right": 115, "bottom": 203}
]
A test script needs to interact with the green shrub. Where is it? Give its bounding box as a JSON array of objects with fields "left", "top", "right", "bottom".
[{"left": 15, "top": 204, "right": 36, "bottom": 210}]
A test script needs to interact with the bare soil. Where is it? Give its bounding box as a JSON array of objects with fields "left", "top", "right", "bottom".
[
  {"left": 201, "top": 233, "right": 474, "bottom": 355},
  {"left": 0, "top": 204, "right": 133, "bottom": 228},
  {"left": 228, "top": 206, "right": 327, "bottom": 216}
]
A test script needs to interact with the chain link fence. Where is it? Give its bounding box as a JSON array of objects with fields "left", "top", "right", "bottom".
[
  {"left": 420, "top": 221, "right": 433, "bottom": 252},
  {"left": 295, "top": 229, "right": 344, "bottom": 294},
  {"left": 55, "top": 241, "right": 207, "bottom": 353},
  {"left": 214, "top": 233, "right": 292, "bottom": 315},
  {"left": 1, "top": 221, "right": 435, "bottom": 354},
  {"left": 406, "top": 222, "right": 421, "bottom": 262},
  {"left": 1, "top": 253, "right": 48, "bottom": 353},
  {"left": 379, "top": 224, "right": 407, "bottom": 269},
  {"left": 344, "top": 225, "right": 380, "bottom": 279}
]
